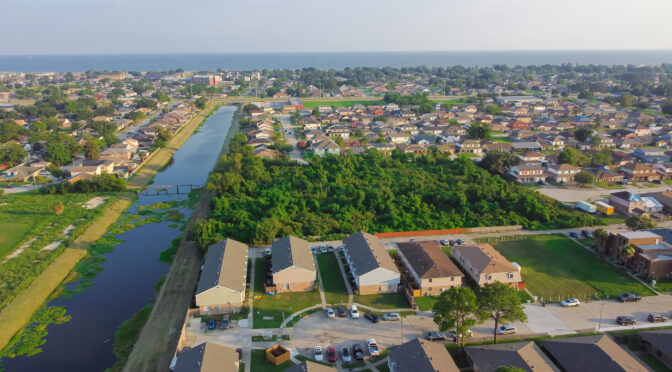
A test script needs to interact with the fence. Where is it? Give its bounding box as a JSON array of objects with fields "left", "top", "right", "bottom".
[
  {"left": 475, "top": 234, "right": 528, "bottom": 244},
  {"left": 375, "top": 225, "right": 522, "bottom": 238}
]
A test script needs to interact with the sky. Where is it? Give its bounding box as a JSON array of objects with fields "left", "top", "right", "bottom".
[{"left": 3, "top": 0, "right": 672, "bottom": 55}]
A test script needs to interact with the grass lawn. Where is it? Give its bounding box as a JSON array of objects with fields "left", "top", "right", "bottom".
[
  {"left": 577, "top": 237, "right": 595, "bottom": 247},
  {"left": 250, "top": 349, "right": 296, "bottom": 372},
  {"left": 300, "top": 100, "right": 385, "bottom": 109},
  {"left": 354, "top": 293, "right": 410, "bottom": 310},
  {"left": 316, "top": 253, "right": 349, "bottom": 305},
  {"left": 598, "top": 212, "right": 627, "bottom": 225},
  {"left": 253, "top": 259, "right": 321, "bottom": 329},
  {"left": 490, "top": 234, "right": 654, "bottom": 301},
  {"left": 595, "top": 182, "right": 624, "bottom": 189},
  {"left": 653, "top": 279, "right": 672, "bottom": 294},
  {"left": 415, "top": 296, "right": 440, "bottom": 311}
]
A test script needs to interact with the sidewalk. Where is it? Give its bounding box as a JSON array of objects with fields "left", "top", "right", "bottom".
[{"left": 333, "top": 251, "right": 355, "bottom": 307}]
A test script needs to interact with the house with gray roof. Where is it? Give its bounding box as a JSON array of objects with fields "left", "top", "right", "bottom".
[
  {"left": 283, "top": 360, "right": 336, "bottom": 372},
  {"left": 541, "top": 335, "right": 650, "bottom": 372},
  {"left": 174, "top": 342, "right": 239, "bottom": 372},
  {"left": 342, "top": 232, "right": 400, "bottom": 295},
  {"left": 396, "top": 241, "right": 463, "bottom": 296},
  {"left": 466, "top": 341, "right": 559, "bottom": 372},
  {"left": 388, "top": 338, "right": 459, "bottom": 372},
  {"left": 195, "top": 239, "right": 249, "bottom": 314},
  {"left": 271, "top": 236, "right": 317, "bottom": 293},
  {"left": 640, "top": 329, "right": 672, "bottom": 369}
]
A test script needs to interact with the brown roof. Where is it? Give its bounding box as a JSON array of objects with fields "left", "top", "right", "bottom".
[
  {"left": 396, "top": 241, "right": 463, "bottom": 279},
  {"left": 453, "top": 244, "right": 517, "bottom": 274},
  {"left": 466, "top": 341, "right": 559, "bottom": 372},
  {"left": 174, "top": 342, "right": 239, "bottom": 372},
  {"left": 541, "top": 335, "right": 649, "bottom": 372}
]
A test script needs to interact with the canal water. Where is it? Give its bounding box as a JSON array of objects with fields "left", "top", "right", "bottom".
[{"left": 2, "top": 106, "right": 236, "bottom": 371}]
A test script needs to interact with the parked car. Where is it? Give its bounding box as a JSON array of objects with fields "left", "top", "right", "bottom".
[
  {"left": 207, "top": 319, "right": 217, "bottom": 330},
  {"left": 364, "top": 312, "right": 379, "bottom": 323},
  {"left": 314, "top": 346, "right": 324, "bottom": 362},
  {"left": 327, "top": 244, "right": 334, "bottom": 251},
  {"left": 560, "top": 298, "right": 581, "bottom": 307},
  {"left": 220, "top": 315, "right": 230, "bottom": 329},
  {"left": 337, "top": 306, "right": 347, "bottom": 317},
  {"left": 616, "top": 316, "right": 636, "bottom": 326},
  {"left": 382, "top": 313, "right": 401, "bottom": 321},
  {"left": 341, "top": 346, "right": 352, "bottom": 363},
  {"left": 456, "top": 239, "right": 465, "bottom": 245},
  {"left": 350, "top": 305, "right": 360, "bottom": 319},
  {"left": 618, "top": 293, "right": 642, "bottom": 303},
  {"left": 449, "top": 240, "right": 457, "bottom": 246},
  {"left": 338, "top": 245, "right": 345, "bottom": 251},
  {"left": 496, "top": 325, "right": 517, "bottom": 335},
  {"left": 581, "top": 230, "right": 591, "bottom": 237},
  {"left": 367, "top": 339, "right": 379, "bottom": 356},
  {"left": 325, "top": 308, "right": 335, "bottom": 319},
  {"left": 319, "top": 245, "right": 328, "bottom": 254},
  {"left": 352, "top": 344, "right": 364, "bottom": 360},
  {"left": 449, "top": 329, "right": 473, "bottom": 340},
  {"left": 440, "top": 239, "right": 449, "bottom": 246},
  {"left": 311, "top": 246, "right": 318, "bottom": 254},
  {"left": 264, "top": 248, "right": 272, "bottom": 256},
  {"left": 326, "top": 346, "right": 337, "bottom": 363},
  {"left": 648, "top": 313, "right": 669, "bottom": 323},
  {"left": 236, "top": 348, "right": 243, "bottom": 361},
  {"left": 424, "top": 331, "right": 447, "bottom": 341},
  {"left": 409, "top": 238, "right": 417, "bottom": 242},
  {"left": 569, "top": 232, "right": 580, "bottom": 239}
]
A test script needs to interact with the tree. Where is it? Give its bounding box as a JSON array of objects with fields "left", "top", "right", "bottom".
[
  {"left": 468, "top": 122, "right": 491, "bottom": 140},
  {"left": 46, "top": 141, "right": 73, "bottom": 165},
  {"left": 433, "top": 287, "right": 480, "bottom": 347},
  {"left": 575, "top": 127, "right": 593, "bottom": 142},
  {"left": 662, "top": 101, "right": 672, "bottom": 115},
  {"left": 578, "top": 90, "right": 594, "bottom": 101},
  {"left": 621, "top": 93, "right": 633, "bottom": 108},
  {"left": 486, "top": 104, "right": 502, "bottom": 115},
  {"left": 51, "top": 202, "right": 64, "bottom": 215},
  {"left": 156, "top": 127, "right": 172, "bottom": 143},
  {"left": 621, "top": 244, "right": 636, "bottom": 264},
  {"left": 477, "top": 282, "right": 528, "bottom": 344},
  {"left": 478, "top": 151, "right": 520, "bottom": 174},
  {"left": 194, "top": 96, "right": 207, "bottom": 109},
  {"left": 625, "top": 215, "right": 657, "bottom": 231},
  {"left": 84, "top": 140, "right": 100, "bottom": 160},
  {"left": 574, "top": 171, "right": 595, "bottom": 185},
  {"left": 594, "top": 228, "right": 608, "bottom": 250},
  {"left": 0, "top": 143, "right": 28, "bottom": 167}
]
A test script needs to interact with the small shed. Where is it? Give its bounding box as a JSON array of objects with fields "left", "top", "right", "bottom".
[{"left": 266, "top": 344, "right": 290, "bottom": 366}]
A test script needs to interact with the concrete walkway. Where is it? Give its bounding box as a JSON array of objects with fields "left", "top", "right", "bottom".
[
  {"left": 333, "top": 252, "right": 355, "bottom": 307},
  {"left": 278, "top": 304, "right": 324, "bottom": 332},
  {"left": 313, "top": 255, "right": 328, "bottom": 307},
  {"left": 244, "top": 259, "right": 256, "bottom": 372}
]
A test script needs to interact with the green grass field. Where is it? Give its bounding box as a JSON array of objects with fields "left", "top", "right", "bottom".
[
  {"left": 490, "top": 234, "right": 654, "bottom": 301},
  {"left": 354, "top": 293, "right": 410, "bottom": 310},
  {"left": 250, "top": 349, "right": 296, "bottom": 372},
  {"left": 252, "top": 259, "right": 321, "bottom": 329},
  {"left": 316, "top": 253, "right": 349, "bottom": 305},
  {"left": 415, "top": 296, "right": 440, "bottom": 311},
  {"left": 598, "top": 213, "right": 628, "bottom": 225},
  {"left": 301, "top": 100, "right": 385, "bottom": 109}
]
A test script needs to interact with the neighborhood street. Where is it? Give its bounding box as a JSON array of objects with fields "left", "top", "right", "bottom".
[{"left": 279, "top": 114, "right": 308, "bottom": 164}]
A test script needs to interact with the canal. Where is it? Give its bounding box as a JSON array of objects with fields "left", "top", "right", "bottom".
[{"left": 2, "top": 105, "right": 236, "bottom": 371}]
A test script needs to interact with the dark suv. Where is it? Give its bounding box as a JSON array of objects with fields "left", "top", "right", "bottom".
[
  {"left": 617, "top": 293, "right": 642, "bottom": 303},
  {"left": 616, "top": 316, "right": 636, "bottom": 325}
]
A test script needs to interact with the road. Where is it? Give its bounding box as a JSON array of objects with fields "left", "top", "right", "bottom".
[
  {"left": 279, "top": 114, "right": 308, "bottom": 165},
  {"left": 538, "top": 184, "right": 672, "bottom": 203},
  {"left": 116, "top": 113, "right": 159, "bottom": 141}
]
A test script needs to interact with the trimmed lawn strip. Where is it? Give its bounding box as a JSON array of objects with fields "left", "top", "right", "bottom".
[
  {"left": 250, "top": 349, "right": 295, "bottom": 372},
  {"left": 490, "top": 234, "right": 654, "bottom": 301},
  {"left": 598, "top": 213, "right": 628, "bottom": 225},
  {"left": 316, "top": 253, "right": 349, "bottom": 305},
  {"left": 415, "top": 296, "right": 439, "bottom": 312},
  {"left": 354, "top": 293, "right": 410, "bottom": 310}
]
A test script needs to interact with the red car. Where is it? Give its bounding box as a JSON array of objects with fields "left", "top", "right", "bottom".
[{"left": 326, "top": 346, "right": 337, "bottom": 363}]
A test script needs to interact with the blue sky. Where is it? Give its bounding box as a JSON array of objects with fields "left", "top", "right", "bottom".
[{"left": 3, "top": 0, "right": 672, "bottom": 54}]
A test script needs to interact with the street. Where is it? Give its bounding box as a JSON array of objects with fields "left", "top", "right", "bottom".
[{"left": 279, "top": 114, "right": 308, "bottom": 164}]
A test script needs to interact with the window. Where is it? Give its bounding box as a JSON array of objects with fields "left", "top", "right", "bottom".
[
  {"left": 204, "top": 306, "right": 211, "bottom": 313},
  {"left": 428, "top": 278, "right": 433, "bottom": 283},
  {"left": 508, "top": 273, "right": 515, "bottom": 279},
  {"left": 451, "top": 277, "right": 454, "bottom": 281},
  {"left": 282, "top": 284, "right": 289, "bottom": 289},
  {"left": 485, "top": 274, "right": 492, "bottom": 281}
]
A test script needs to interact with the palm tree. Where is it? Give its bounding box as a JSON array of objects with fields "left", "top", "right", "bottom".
[
  {"left": 621, "top": 244, "right": 636, "bottom": 265},
  {"left": 593, "top": 228, "right": 608, "bottom": 251}
]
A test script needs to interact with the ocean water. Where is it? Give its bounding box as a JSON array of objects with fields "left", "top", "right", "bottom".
[{"left": 1, "top": 50, "right": 672, "bottom": 72}]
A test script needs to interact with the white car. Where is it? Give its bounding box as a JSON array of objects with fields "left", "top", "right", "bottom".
[
  {"left": 338, "top": 245, "right": 345, "bottom": 251},
  {"left": 382, "top": 313, "right": 400, "bottom": 321},
  {"left": 314, "top": 346, "right": 323, "bottom": 361},
  {"left": 319, "top": 245, "right": 328, "bottom": 254},
  {"left": 367, "top": 339, "right": 379, "bottom": 356},
  {"left": 350, "top": 305, "right": 360, "bottom": 319},
  {"left": 325, "top": 308, "right": 335, "bottom": 318},
  {"left": 264, "top": 248, "right": 271, "bottom": 256},
  {"left": 496, "top": 325, "right": 516, "bottom": 335},
  {"left": 560, "top": 298, "right": 581, "bottom": 307}
]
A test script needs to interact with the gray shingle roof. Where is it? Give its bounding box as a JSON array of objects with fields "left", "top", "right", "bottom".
[
  {"left": 388, "top": 338, "right": 459, "bottom": 372},
  {"left": 271, "top": 236, "right": 316, "bottom": 274},
  {"left": 196, "top": 239, "right": 248, "bottom": 295},
  {"left": 343, "top": 231, "right": 397, "bottom": 275},
  {"left": 466, "top": 341, "right": 559, "bottom": 372},
  {"left": 541, "top": 335, "right": 649, "bottom": 372},
  {"left": 174, "top": 342, "right": 238, "bottom": 372},
  {"left": 397, "top": 241, "right": 463, "bottom": 279},
  {"left": 639, "top": 329, "right": 672, "bottom": 359}
]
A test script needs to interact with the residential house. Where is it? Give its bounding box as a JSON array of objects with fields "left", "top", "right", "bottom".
[
  {"left": 458, "top": 140, "right": 483, "bottom": 154},
  {"left": 396, "top": 241, "right": 464, "bottom": 296},
  {"left": 593, "top": 169, "right": 624, "bottom": 183},
  {"left": 174, "top": 342, "right": 240, "bottom": 372},
  {"left": 451, "top": 244, "right": 522, "bottom": 287},
  {"left": 640, "top": 329, "right": 672, "bottom": 369},
  {"left": 518, "top": 151, "right": 545, "bottom": 163},
  {"left": 194, "top": 239, "right": 248, "bottom": 314},
  {"left": 466, "top": 341, "right": 559, "bottom": 372},
  {"left": 609, "top": 191, "right": 647, "bottom": 214},
  {"left": 312, "top": 138, "right": 340, "bottom": 156},
  {"left": 621, "top": 162, "right": 661, "bottom": 182},
  {"left": 397, "top": 143, "right": 428, "bottom": 155},
  {"left": 653, "top": 162, "right": 672, "bottom": 180},
  {"left": 388, "top": 338, "right": 459, "bottom": 372},
  {"left": 483, "top": 142, "right": 513, "bottom": 152},
  {"left": 388, "top": 133, "right": 411, "bottom": 144},
  {"left": 541, "top": 335, "right": 649, "bottom": 372},
  {"left": 270, "top": 236, "right": 317, "bottom": 293},
  {"left": 284, "top": 361, "right": 336, "bottom": 372},
  {"left": 254, "top": 147, "right": 276, "bottom": 159},
  {"left": 633, "top": 147, "right": 669, "bottom": 163},
  {"left": 546, "top": 163, "right": 581, "bottom": 183},
  {"left": 509, "top": 165, "right": 546, "bottom": 183},
  {"left": 0, "top": 164, "right": 44, "bottom": 183},
  {"left": 600, "top": 231, "right": 663, "bottom": 262},
  {"left": 511, "top": 141, "right": 542, "bottom": 152},
  {"left": 631, "top": 243, "right": 672, "bottom": 279},
  {"left": 342, "top": 232, "right": 400, "bottom": 295}
]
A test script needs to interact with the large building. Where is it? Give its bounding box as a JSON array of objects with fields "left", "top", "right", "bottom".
[
  {"left": 191, "top": 75, "right": 222, "bottom": 86},
  {"left": 388, "top": 338, "right": 460, "bottom": 372},
  {"left": 342, "top": 232, "right": 400, "bottom": 295},
  {"left": 466, "top": 341, "right": 559, "bottom": 372},
  {"left": 271, "top": 236, "right": 317, "bottom": 293},
  {"left": 451, "top": 244, "right": 522, "bottom": 287},
  {"left": 194, "top": 239, "right": 248, "bottom": 314},
  {"left": 396, "top": 241, "right": 464, "bottom": 296},
  {"left": 174, "top": 342, "right": 240, "bottom": 372},
  {"left": 541, "top": 335, "right": 649, "bottom": 372}
]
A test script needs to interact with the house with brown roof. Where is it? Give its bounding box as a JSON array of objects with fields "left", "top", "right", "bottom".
[
  {"left": 194, "top": 239, "right": 248, "bottom": 315},
  {"left": 270, "top": 236, "right": 317, "bottom": 293},
  {"left": 0, "top": 164, "right": 44, "bottom": 183},
  {"left": 343, "top": 232, "right": 400, "bottom": 295},
  {"left": 284, "top": 361, "right": 336, "bottom": 372},
  {"left": 640, "top": 329, "right": 672, "bottom": 369},
  {"left": 396, "top": 241, "right": 463, "bottom": 296},
  {"left": 451, "top": 244, "right": 522, "bottom": 287},
  {"left": 622, "top": 162, "right": 661, "bottom": 182},
  {"left": 509, "top": 165, "right": 546, "bottom": 183},
  {"left": 518, "top": 151, "right": 545, "bottom": 163},
  {"left": 388, "top": 338, "right": 460, "bottom": 372},
  {"left": 466, "top": 341, "right": 559, "bottom": 372},
  {"left": 541, "top": 335, "right": 649, "bottom": 372},
  {"left": 458, "top": 140, "right": 483, "bottom": 154},
  {"left": 546, "top": 163, "right": 581, "bottom": 183},
  {"left": 174, "top": 342, "right": 240, "bottom": 372},
  {"left": 483, "top": 142, "right": 513, "bottom": 152},
  {"left": 593, "top": 169, "right": 624, "bottom": 183}
]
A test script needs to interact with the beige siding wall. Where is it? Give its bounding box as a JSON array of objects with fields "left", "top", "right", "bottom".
[
  {"left": 359, "top": 283, "right": 398, "bottom": 295},
  {"left": 195, "top": 287, "right": 245, "bottom": 315},
  {"left": 477, "top": 271, "right": 522, "bottom": 286},
  {"left": 273, "top": 266, "right": 316, "bottom": 292},
  {"left": 419, "top": 276, "right": 462, "bottom": 296}
]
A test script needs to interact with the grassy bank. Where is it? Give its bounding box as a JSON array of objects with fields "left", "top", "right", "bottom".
[{"left": 106, "top": 305, "right": 154, "bottom": 372}]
